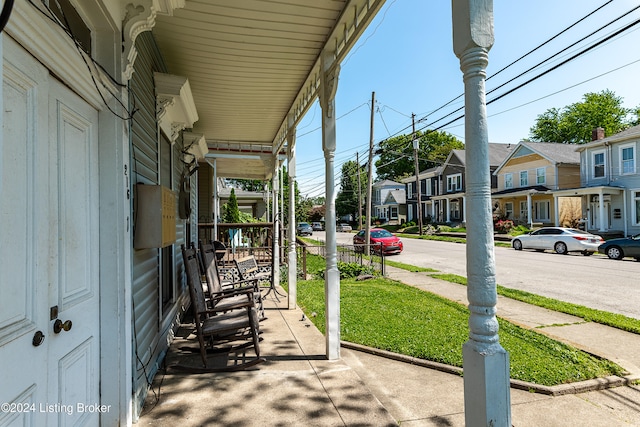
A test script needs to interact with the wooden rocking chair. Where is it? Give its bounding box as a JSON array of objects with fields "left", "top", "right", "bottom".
[
  {"left": 170, "top": 245, "right": 265, "bottom": 373},
  {"left": 234, "top": 255, "right": 283, "bottom": 301},
  {"left": 199, "top": 241, "right": 266, "bottom": 320}
]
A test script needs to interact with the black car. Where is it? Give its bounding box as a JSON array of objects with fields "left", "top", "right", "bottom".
[
  {"left": 597, "top": 234, "right": 640, "bottom": 260},
  {"left": 296, "top": 222, "right": 313, "bottom": 236}
]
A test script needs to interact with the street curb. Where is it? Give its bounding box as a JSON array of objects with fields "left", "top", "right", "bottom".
[{"left": 340, "top": 341, "right": 639, "bottom": 396}]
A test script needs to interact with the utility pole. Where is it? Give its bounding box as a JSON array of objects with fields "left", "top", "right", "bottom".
[
  {"left": 412, "top": 113, "right": 423, "bottom": 235},
  {"left": 357, "top": 151, "right": 362, "bottom": 231},
  {"left": 365, "top": 91, "right": 375, "bottom": 255}
]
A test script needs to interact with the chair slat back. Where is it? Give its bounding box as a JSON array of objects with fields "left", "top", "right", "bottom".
[
  {"left": 199, "top": 241, "right": 223, "bottom": 294},
  {"left": 181, "top": 244, "right": 208, "bottom": 315},
  {"left": 234, "top": 256, "right": 258, "bottom": 280}
]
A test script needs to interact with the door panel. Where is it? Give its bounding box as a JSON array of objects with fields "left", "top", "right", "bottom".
[
  {"left": 1, "top": 38, "right": 100, "bottom": 426},
  {"left": 0, "top": 38, "right": 51, "bottom": 426},
  {"left": 48, "top": 78, "right": 100, "bottom": 427}
]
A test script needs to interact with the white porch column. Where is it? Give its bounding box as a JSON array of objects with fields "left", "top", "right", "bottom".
[
  {"left": 287, "top": 116, "right": 298, "bottom": 309},
  {"left": 598, "top": 189, "right": 606, "bottom": 231},
  {"left": 553, "top": 194, "right": 560, "bottom": 226},
  {"left": 623, "top": 189, "right": 628, "bottom": 236},
  {"left": 431, "top": 200, "right": 436, "bottom": 221},
  {"left": 527, "top": 193, "right": 533, "bottom": 228},
  {"left": 213, "top": 158, "right": 218, "bottom": 239},
  {"left": 446, "top": 198, "right": 451, "bottom": 223},
  {"left": 462, "top": 195, "right": 467, "bottom": 223},
  {"left": 272, "top": 169, "right": 280, "bottom": 288},
  {"left": 453, "top": 1, "right": 511, "bottom": 426},
  {"left": 320, "top": 48, "right": 340, "bottom": 360}
]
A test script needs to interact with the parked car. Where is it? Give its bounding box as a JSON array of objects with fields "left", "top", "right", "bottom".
[
  {"left": 598, "top": 234, "right": 640, "bottom": 260},
  {"left": 353, "top": 228, "right": 403, "bottom": 255},
  {"left": 336, "top": 223, "right": 352, "bottom": 232},
  {"left": 312, "top": 222, "right": 324, "bottom": 231},
  {"left": 511, "top": 227, "right": 603, "bottom": 255},
  {"left": 296, "top": 222, "right": 313, "bottom": 236}
]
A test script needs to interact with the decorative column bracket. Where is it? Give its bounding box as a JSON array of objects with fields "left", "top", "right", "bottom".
[
  {"left": 122, "top": 0, "right": 185, "bottom": 81},
  {"left": 154, "top": 72, "right": 199, "bottom": 145}
]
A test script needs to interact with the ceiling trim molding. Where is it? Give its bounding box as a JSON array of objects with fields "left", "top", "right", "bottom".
[{"left": 271, "top": 0, "right": 387, "bottom": 154}]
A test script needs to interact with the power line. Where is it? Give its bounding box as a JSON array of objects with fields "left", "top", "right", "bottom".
[{"left": 299, "top": 4, "right": 640, "bottom": 196}]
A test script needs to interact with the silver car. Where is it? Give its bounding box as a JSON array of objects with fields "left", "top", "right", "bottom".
[
  {"left": 336, "top": 223, "right": 352, "bottom": 232},
  {"left": 511, "top": 227, "right": 603, "bottom": 255}
]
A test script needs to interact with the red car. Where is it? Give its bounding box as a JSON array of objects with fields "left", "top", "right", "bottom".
[{"left": 353, "top": 228, "right": 403, "bottom": 255}]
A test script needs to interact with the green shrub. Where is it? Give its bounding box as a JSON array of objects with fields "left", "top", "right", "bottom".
[
  {"left": 314, "top": 261, "right": 375, "bottom": 279},
  {"left": 510, "top": 225, "right": 530, "bottom": 236}
]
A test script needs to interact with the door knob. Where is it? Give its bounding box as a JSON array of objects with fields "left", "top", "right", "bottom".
[{"left": 53, "top": 319, "right": 72, "bottom": 334}]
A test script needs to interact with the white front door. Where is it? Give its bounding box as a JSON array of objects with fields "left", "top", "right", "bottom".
[
  {"left": 590, "top": 200, "right": 610, "bottom": 230},
  {"left": 1, "top": 38, "right": 100, "bottom": 426}
]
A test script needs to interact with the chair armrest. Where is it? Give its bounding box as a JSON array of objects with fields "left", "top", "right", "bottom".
[
  {"left": 212, "top": 286, "right": 254, "bottom": 297},
  {"left": 204, "top": 301, "right": 252, "bottom": 315}
]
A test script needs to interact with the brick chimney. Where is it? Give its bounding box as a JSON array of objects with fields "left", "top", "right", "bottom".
[{"left": 592, "top": 127, "right": 605, "bottom": 141}]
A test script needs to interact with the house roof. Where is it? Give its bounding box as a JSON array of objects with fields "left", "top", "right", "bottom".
[
  {"left": 493, "top": 141, "right": 580, "bottom": 174},
  {"left": 491, "top": 185, "right": 551, "bottom": 196},
  {"left": 373, "top": 179, "right": 404, "bottom": 188},
  {"left": 151, "top": 1, "right": 385, "bottom": 180},
  {"left": 400, "top": 166, "right": 443, "bottom": 183},
  {"left": 576, "top": 124, "right": 640, "bottom": 152},
  {"left": 446, "top": 143, "right": 513, "bottom": 168},
  {"left": 384, "top": 189, "right": 406, "bottom": 205}
]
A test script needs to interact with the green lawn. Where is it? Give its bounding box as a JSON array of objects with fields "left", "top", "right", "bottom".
[
  {"left": 431, "top": 273, "right": 640, "bottom": 335},
  {"left": 295, "top": 274, "right": 624, "bottom": 386}
]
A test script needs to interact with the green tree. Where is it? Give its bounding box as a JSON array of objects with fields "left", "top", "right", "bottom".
[
  {"left": 529, "top": 90, "right": 633, "bottom": 143},
  {"left": 374, "top": 130, "right": 464, "bottom": 181},
  {"left": 631, "top": 105, "right": 640, "bottom": 127},
  {"left": 226, "top": 179, "right": 264, "bottom": 191},
  {"left": 222, "top": 188, "right": 241, "bottom": 223},
  {"left": 336, "top": 160, "right": 367, "bottom": 220}
]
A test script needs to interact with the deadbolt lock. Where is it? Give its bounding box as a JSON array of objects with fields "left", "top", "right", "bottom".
[{"left": 53, "top": 319, "right": 73, "bottom": 334}]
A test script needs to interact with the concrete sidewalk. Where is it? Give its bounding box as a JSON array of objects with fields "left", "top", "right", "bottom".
[{"left": 139, "top": 269, "right": 640, "bottom": 426}]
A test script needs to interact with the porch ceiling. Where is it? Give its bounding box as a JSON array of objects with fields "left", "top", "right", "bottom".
[{"left": 153, "top": 0, "right": 384, "bottom": 180}]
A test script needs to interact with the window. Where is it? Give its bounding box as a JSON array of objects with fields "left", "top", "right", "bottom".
[
  {"left": 593, "top": 150, "right": 606, "bottom": 179},
  {"left": 425, "top": 178, "right": 432, "bottom": 196},
  {"left": 408, "top": 204, "right": 413, "bottom": 221},
  {"left": 634, "top": 190, "right": 640, "bottom": 226},
  {"left": 505, "top": 173, "right": 513, "bottom": 189},
  {"left": 536, "top": 167, "right": 546, "bottom": 184},
  {"left": 519, "top": 170, "right": 528, "bottom": 187},
  {"left": 447, "top": 173, "right": 462, "bottom": 192},
  {"left": 159, "top": 133, "right": 174, "bottom": 309},
  {"left": 450, "top": 200, "right": 460, "bottom": 220},
  {"left": 504, "top": 202, "right": 513, "bottom": 219},
  {"left": 390, "top": 206, "right": 398, "bottom": 219},
  {"left": 620, "top": 144, "right": 636, "bottom": 175},
  {"left": 50, "top": 0, "right": 92, "bottom": 55},
  {"left": 534, "top": 200, "right": 550, "bottom": 222},
  {"left": 407, "top": 183, "right": 413, "bottom": 199}
]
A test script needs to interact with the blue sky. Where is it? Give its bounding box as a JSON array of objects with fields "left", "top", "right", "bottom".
[{"left": 294, "top": 0, "right": 640, "bottom": 198}]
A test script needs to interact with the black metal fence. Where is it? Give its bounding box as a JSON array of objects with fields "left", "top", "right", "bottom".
[{"left": 296, "top": 243, "right": 385, "bottom": 279}]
